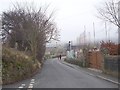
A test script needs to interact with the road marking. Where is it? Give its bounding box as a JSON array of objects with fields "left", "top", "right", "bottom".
[
  {"left": 18, "top": 86, "right": 23, "bottom": 88},
  {"left": 28, "top": 85, "right": 33, "bottom": 88},
  {"left": 29, "top": 83, "right": 33, "bottom": 86},
  {"left": 28, "top": 79, "right": 35, "bottom": 88},
  {"left": 18, "top": 83, "right": 25, "bottom": 88},
  {"left": 30, "top": 81, "right": 34, "bottom": 84},
  {"left": 18, "top": 79, "right": 35, "bottom": 89},
  {"left": 21, "top": 84, "right": 25, "bottom": 86},
  {"left": 31, "top": 79, "right": 35, "bottom": 82}
]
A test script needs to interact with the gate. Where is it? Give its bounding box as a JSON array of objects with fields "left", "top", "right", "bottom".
[{"left": 88, "top": 51, "right": 103, "bottom": 70}]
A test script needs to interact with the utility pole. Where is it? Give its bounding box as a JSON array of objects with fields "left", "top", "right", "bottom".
[
  {"left": 79, "top": 35, "right": 81, "bottom": 46},
  {"left": 93, "top": 22, "right": 96, "bottom": 46},
  {"left": 105, "top": 22, "right": 108, "bottom": 42},
  {"left": 108, "top": 29, "right": 110, "bottom": 41},
  {"left": 80, "top": 33, "right": 83, "bottom": 46},
  {"left": 89, "top": 32, "right": 91, "bottom": 46},
  {"left": 105, "top": 22, "right": 111, "bottom": 42},
  {"left": 84, "top": 25, "right": 86, "bottom": 46}
]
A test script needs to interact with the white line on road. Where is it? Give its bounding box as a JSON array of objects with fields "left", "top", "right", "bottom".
[
  {"left": 18, "top": 86, "right": 23, "bottom": 88},
  {"left": 28, "top": 85, "right": 33, "bottom": 88},
  {"left": 29, "top": 84, "right": 33, "bottom": 86},
  {"left": 18, "top": 83, "right": 25, "bottom": 88},
  {"left": 18, "top": 79, "right": 35, "bottom": 89},
  {"left": 28, "top": 79, "right": 35, "bottom": 88},
  {"left": 30, "top": 81, "right": 34, "bottom": 84},
  {"left": 31, "top": 79, "right": 35, "bottom": 82},
  {"left": 21, "top": 84, "right": 25, "bottom": 86}
]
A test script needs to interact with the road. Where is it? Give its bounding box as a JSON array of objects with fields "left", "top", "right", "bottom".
[{"left": 3, "top": 58, "right": 118, "bottom": 88}]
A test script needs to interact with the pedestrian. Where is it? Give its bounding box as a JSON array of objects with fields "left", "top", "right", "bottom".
[{"left": 59, "top": 54, "right": 62, "bottom": 60}]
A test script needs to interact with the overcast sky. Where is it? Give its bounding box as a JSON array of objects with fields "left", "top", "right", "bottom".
[{"left": 0, "top": 0, "right": 118, "bottom": 45}]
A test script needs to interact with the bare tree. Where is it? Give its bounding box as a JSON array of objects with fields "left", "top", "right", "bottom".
[
  {"left": 1, "top": 3, "right": 59, "bottom": 62},
  {"left": 97, "top": 0, "right": 120, "bottom": 28}
]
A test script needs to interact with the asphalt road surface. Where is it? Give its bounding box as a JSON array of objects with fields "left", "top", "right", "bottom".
[{"left": 3, "top": 58, "right": 118, "bottom": 88}]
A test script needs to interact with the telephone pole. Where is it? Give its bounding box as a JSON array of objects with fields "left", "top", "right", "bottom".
[
  {"left": 105, "top": 22, "right": 108, "bottom": 42},
  {"left": 89, "top": 32, "right": 91, "bottom": 46},
  {"left": 84, "top": 25, "right": 86, "bottom": 46},
  {"left": 93, "top": 22, "right": 96, "bottom": 46}
]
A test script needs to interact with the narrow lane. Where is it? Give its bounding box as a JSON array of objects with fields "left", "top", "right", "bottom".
[
  {"left": 33, "top": 58, "right": 118, "bottom": 88},
  {"left": 3, "top": 58, "right": 118, "bottom": 88}
]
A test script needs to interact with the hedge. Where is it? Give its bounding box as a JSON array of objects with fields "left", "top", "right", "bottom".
[{"left": 2, "top": 47, "right": 41, "bottom": 85}]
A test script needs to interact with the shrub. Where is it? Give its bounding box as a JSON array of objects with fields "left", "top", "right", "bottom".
[
  {"left": 64, "top": 58, "right": 84, "bottom": 67},
  {"left": 2, "top": 47, "right": 41, "bottom": 85},
  {"left": 44, "top": 54, "right": 51, "bottom": 59}
]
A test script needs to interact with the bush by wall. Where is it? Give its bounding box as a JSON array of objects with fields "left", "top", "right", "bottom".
[
  {"left": 64, "top": 58, "right": 85, "bottom": 67},
  {"left": 2, "top": 47, "right": 41, "bottom": 85}
]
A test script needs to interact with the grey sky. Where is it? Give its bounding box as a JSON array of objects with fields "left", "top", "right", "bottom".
[{"left": 0, "top": 0, "right": 118, "bottom": 45}]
